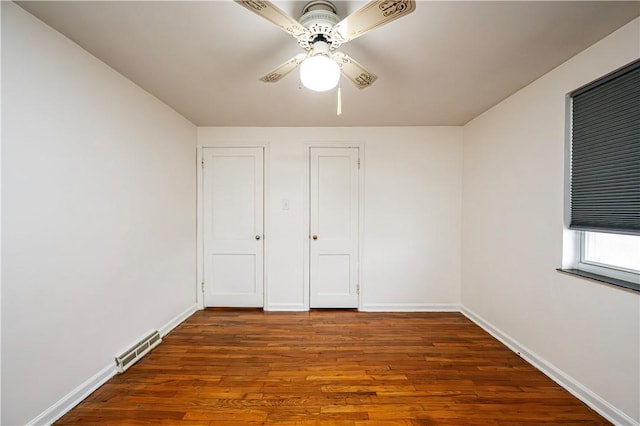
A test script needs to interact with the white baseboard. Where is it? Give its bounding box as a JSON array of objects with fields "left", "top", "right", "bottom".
[
  {"left": 26, "top": 364, "right": 116, "bottom": 426},
  {"left": 461, "top": 306, "right": 639, "bottom": 426},
  {"left": 265, "top": 303, "right": 308, "bottom": 311},
  {"left": 159, "top": 304, "right": 198, "bottom": 336},
  {"left": 27, "top": 304, "right": 199, "bottom": 426},
  {"left": 267, "top": 303, "right": 462, "bottom": 312},
  {"left": 360, "top": 303, "right": 460, "bottom": 312}
]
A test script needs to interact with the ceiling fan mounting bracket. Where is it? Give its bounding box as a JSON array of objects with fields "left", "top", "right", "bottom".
[
  {"left": 296, "top": 0, "right": 342, "bottom": 51},
  {"left": 302, "top": 0, "right": 337, "bottom": 15}
]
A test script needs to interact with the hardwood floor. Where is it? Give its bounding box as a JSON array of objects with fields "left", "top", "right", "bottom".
[{"left": 56, "top": 309, "right": 610, "bottom": 425}]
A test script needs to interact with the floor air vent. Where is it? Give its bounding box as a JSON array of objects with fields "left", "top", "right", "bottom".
[{"left": 115, "top": 330, "right": 162, "bottom": 373}]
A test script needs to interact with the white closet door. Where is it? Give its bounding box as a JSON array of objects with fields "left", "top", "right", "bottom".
[
  {"left": 203, "top": 147, "right": 264, "bottom": 307},
  {"left": 310, "top": 147, "right": 359, "bottom": 308}
]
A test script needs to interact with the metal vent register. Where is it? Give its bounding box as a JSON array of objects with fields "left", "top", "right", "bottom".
[{"left": 115, "top": 330, "right": 161, "bottom": 373}]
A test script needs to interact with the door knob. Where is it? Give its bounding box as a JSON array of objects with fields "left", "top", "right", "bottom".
[
  {"left": 312, "top": 235, "right": 318, "bottom": 240},
  {"left": 255, "top": 235, "right": 261, "bottom": 240}
]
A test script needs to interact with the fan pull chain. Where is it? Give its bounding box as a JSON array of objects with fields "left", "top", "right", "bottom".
[{"left": 337, "top": 86, "right": 342, "bottom": 116}]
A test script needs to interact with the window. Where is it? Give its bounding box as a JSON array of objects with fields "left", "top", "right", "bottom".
[
  {"left": 579, "top": 231, "right": 640, "bottom": 284},
  {"left": 562, "top": 59, "right": 640, "bottom": 291}
]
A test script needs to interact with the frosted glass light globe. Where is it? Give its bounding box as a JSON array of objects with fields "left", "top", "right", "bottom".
[{"left": 300, "top": 55, "right": 340, "bottom": 92}]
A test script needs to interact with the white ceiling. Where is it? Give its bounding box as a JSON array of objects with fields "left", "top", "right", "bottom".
[{"left": 17, "top": 1, "right": 640, "bottom": 127}]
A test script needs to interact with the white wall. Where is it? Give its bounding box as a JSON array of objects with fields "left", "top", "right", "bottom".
[
  {"left": 0, "top": 3, "right": 4, "bottom": 422},
  {"left": 462, "top": 18, "right": 640, "bottom": 424},
  {"left": 198, "top": 127, "right": 463, "bottom": 312},
  {"left": 1, "top": 3, "right": 197, "bottom": 424}
]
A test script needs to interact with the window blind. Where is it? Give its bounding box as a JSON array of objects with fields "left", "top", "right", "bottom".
[{"left": 570, "top": 59, "right": 640, "bottom": 235}]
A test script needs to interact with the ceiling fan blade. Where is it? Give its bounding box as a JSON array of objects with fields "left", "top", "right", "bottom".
[
  {"left": 259, "top": 53, "right": 307, "bottom": 83},
  {"left": 331, "top": 0, "right": 416, "bottom": 43},
  {"left": 235, "top": 1, "right": 310, "bottom": 39},
  {"left": 333, "top": 52, "right": 378, "bottom": 89}
]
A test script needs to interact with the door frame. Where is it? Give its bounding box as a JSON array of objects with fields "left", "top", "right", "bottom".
[
  {"left": 196, "top": 144, "right": 270, "bottom": 310},
  {"left": 304, "top": 143, "right": 365, "bottom": 310}
]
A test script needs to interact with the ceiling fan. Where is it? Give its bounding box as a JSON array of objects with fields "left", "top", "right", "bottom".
[{"left": 235, "top": 0, "right": 416, "bottom": 92}]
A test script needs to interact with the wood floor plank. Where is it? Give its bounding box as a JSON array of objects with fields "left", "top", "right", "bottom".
[{"left": 54, "top": 309, "right": 611, "bottom": 425}]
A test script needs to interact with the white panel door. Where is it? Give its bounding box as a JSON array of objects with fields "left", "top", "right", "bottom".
[
  {"left": 203, "top": 147, "right": 264, "bottom": 307},
  {"left": 310, "top": 147, "right": 359, "bottom": 308}
]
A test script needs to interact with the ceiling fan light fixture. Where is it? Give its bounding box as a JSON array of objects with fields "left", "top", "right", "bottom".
[
  {"left": 299, "top": 41, "right": 340, "bottom": 92},
  {"left": 300, "top": 55, "right": 340, "bottom": 91}
]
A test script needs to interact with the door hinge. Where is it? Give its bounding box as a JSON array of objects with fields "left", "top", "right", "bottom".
[
  {"left": 201, "top": 157, "right": 204, "bottom": 168},
  {"left": 357, "top": 158, "right": 361, "bottom": 169},
  {"left": 356, "top": 283, "right": 360, "bottom": 295},
  {"left": 201, "top": 281, "right": 205, "bottom": 292}
]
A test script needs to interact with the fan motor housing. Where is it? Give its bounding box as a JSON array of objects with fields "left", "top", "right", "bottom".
[{"left": 297, "top": 0, "right": 341, "bottom": 51}]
